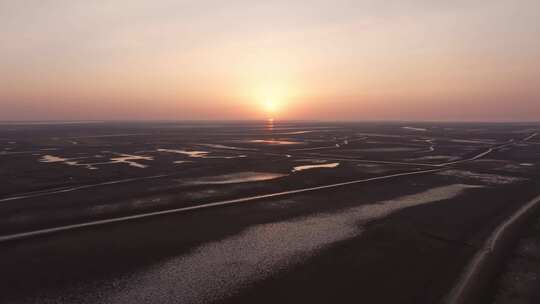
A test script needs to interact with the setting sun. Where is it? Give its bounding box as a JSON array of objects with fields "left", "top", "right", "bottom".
[
  {"left": 263, "top": 99, "right": 279, "bottom": 115},
  {"left": 251, "top": 84, "right": 292, "bottom": 119}
]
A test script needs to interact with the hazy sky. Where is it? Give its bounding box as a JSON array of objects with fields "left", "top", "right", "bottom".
[{"left": 1, "top": 0, "right": 539, "bottom": 121}]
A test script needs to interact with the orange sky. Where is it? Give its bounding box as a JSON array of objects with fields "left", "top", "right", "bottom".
[{"left": 1, "top": 1, "right": 539, "bottom": 121}]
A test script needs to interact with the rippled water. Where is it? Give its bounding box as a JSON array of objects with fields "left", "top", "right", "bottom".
[
  {"left": 197, "top": 144, "right": 257, "bottom": 151},
  {"left": 39, "top": 153, "right": 153, "bottom": 169},
  {"left": 40, "top": 155, "right": 69, "bottom": 163},
  {"left": 248, "top": 139, "right": 303, "bottom": 145},
  {"left": 92, "top": 184, "right": 478, "bottom": 304},
  {"left": 183, "top": 172, "right": 287, "bottom": 185},
  {"left": 437, "top": 170, "right": 527, "bottom": 185},
  {"left": 157, "top": 148, "right": 246, "bottom": 159},
  {"left": 292, "top": 163, "right": 340, "bottom": 172},
  {"left": 109, "top": 154, "right": 154, "bottom": 168},
  {"left": 157, "top": 149, "right": 209, "bottom": 158},
  {"left": 39, "top": 154, "right": 98, "bottom": 170},
  {"left": 402, "top": 126, "right": 428, "bottom": 132}
]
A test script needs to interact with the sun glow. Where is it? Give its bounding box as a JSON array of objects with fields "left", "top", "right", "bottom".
[
  {"left": 263, "top": 99, "right": 279, "bottom": 114},
  {"left": 254, "top": 86, "right": 288, "bottom": 118},
  {"left": 245, "top": 82, "right": 296, "bottom": 119}
]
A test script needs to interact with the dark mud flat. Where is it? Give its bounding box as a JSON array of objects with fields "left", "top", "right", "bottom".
[
  {"left": 486, "top": 204, "right": 540, "bottom": 304},
  {"left": 1, "top": 121, "right": 540, "bottom": 303},
  {"left": 221, "top": 181, "right": 540, "bottom": 304}
]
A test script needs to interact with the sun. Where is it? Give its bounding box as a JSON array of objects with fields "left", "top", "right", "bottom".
[
  {"left": 263, "top": 99, "right": 279, "bottom": 114},
  {"left": 249, "top": 83, "right": 291, "bottom": 119}
]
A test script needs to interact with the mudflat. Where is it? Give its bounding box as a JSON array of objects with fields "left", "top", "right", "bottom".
[{"left": 1, "top": 121, "right": 539, "bottom": 303}]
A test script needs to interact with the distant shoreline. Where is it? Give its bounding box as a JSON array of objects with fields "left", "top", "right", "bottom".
[{"left": 0, "top": 120, "right": 539, "bottom": 125}]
